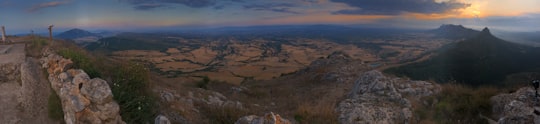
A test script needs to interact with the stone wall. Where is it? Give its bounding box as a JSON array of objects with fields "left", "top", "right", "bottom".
[{"left": 40, "top": 49, "right": 125, "bottom": 124}]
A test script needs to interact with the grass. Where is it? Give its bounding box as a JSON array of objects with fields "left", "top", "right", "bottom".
[
  {"left": 412, "top": 83, "right": 500, "bottom": 124},
  {"left": 26, "top": 37, "right": 49, "bottom": 57},
  {"left": 45, "top": 39, "right": 156, "bottom": 124},
  {"left": 57, "top": 48, "right": 101, "bottom": 78},
  {"left": 47, "top": 88, "right": 64, "bottom": 121}
]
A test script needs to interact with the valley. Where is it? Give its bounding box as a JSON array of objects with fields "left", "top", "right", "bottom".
[
  {"left": 29, "top": 24, "right": 540, "bottom": 124},
  {"left": 87, "top": 29, "right": 451, "bottom": 85}
]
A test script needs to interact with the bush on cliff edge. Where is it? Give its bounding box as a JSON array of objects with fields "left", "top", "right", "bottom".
[{"left": 111, "top": 62, "right": 156, "bottom": 124}]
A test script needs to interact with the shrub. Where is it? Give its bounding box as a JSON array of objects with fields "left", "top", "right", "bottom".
[
  {"left": 111, "top": 62, "right": 156, "bottom": 124},
  {"left": 199, "top": 103, "right": 249, "bottom": 124},
  {"left": 57, "top": 48, "right": 101, "bottom": 78},
  {"left": 413, "top": 84, "right": 499, "bottom": 124},
  {"left": 197, "top": 76, "right": 210, "bottom": 89}
]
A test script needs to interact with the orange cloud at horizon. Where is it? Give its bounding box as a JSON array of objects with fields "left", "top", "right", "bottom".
[{"left": 457, "top": 0, "right": 540, "bottom": 17}]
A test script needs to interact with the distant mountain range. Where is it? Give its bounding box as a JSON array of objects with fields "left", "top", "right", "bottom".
[
  {"left": 386, "top": 27, "right": 540, "bottom": 86},
  {"left": 55, "top": 28, "right": 101, "bottom": 39}
]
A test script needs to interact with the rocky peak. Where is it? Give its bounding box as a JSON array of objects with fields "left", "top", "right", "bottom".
[
  {"left": 482, "top": 27, "right": 490, "bottom": 33},
  {"left": 337, "top": 70, "right": 440, "bottom": 124},
  {"left": 480, "top": 27, "right": 493, "bottom": 36}
]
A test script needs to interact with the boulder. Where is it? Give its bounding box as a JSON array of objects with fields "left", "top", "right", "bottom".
[
  {"left": 235, "top": 112, "right": 291, "bottom": 124},
  {"left": 155, "top": 115, "right": 171, "bottom": 124},
  {"left": 491, "top": 87, "right": 540, "bottom": 124}
]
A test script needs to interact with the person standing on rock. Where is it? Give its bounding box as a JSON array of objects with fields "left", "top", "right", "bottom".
[{"left": 532, "top": 80, "right": 539, "bottom": 97}]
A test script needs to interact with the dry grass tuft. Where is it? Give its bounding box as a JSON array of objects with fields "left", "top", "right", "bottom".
[
  {"left": 412, "top": 83, "right": 501, "bottom": 124},
  {"left": 294, "top": 101, "right": 339, "bottom": 124}
]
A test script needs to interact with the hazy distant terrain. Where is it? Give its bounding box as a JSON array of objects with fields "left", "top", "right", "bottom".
[
  {"left": 492, "top": 31, "right": 540, "bottom": 47},
  {"left": 82, "top": 25, "right": 451, "bottom": 84}
]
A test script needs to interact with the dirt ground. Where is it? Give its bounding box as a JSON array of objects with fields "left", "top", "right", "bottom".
[{"left": 0, "top": 44, "right": 58, "bottom": 124}]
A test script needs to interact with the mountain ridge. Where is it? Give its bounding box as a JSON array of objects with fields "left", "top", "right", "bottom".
[
  {"left": 386, "top": 26, "right": 540, "bottom": 86},
  {"left": 56, "top": 28, "right": 101, "bottom": 39},
  {"left": 431, "top": 24, "right": 480, "bottom": 40}
]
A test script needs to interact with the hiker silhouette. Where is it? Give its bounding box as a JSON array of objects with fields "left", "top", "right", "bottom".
[{"left": 533, "top": 80, "right": 540, "bottom": 97}]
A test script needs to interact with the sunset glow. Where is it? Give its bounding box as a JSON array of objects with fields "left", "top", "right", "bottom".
[{"left": 0, "top": 0, "right": 538, "bottom": 33}]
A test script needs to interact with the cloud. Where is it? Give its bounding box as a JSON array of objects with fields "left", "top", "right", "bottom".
[
  {"left": 124, "top": 0, "right": 216, "bottom": 9},
  {"left": 134, "top": 3, "right": 165, "bottom": 10},
  {"left": 213, "top": 5, "right": 225, "bottom": 10},
  {"left": 330, "top": 0, "right": 470, "bottom": 15},
  {"left": 243, "top": 3, "right": 300, "bottom": 14},
  {"left": 27, "top": 1, "right": 70, "bottom": 13}
]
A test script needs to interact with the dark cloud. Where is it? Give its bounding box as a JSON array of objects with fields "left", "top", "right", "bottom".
[
  {"left": 213, "top": 5, "right": 225, "bottom": 10},
  {"left": 123, "top": 0, "right": 245, "bottom": 10},
  {"left": 301, "top": 0, "right": 320, "bottom": 3},
  {"left": 330, "top": 0, "right": 470, "bottom": 15},
  {"left": 243, "top": 3, "right": 300, "bottom": 14},
  {"left": 134, "top": 3, "right": 164, "bottom": 10},
  {"left": 27, "top": 1, "right": 70, "bottom": 13},
  {"left": 124, "top": 0, "right": 216, "bottom": 9}
]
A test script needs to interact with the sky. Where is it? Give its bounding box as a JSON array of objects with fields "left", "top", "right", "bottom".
[{"left": 0, "top": 0, "right": 539, "bottom": 34}]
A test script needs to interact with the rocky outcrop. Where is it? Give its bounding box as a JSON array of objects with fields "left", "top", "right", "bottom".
[
  {"left": 156, "top": 88, "right": 244, "bottom": 123},
  {"left": 0, "top": 63, "right": 20, "bottom": 83},
  {"left": 235, "top": 112, "right": 291, "bottom": 124},
  {"left": 491, "top": 87, "right": 540, "bottom": 124},
  {"left": 155, "top": 115, "right": 171, "bottom": 124},
  {"left": 41, "top": 50, "right": 124, "bottom": 124},
  {"left": 337, "top": 70, "right": 440, "bottom": 124}
]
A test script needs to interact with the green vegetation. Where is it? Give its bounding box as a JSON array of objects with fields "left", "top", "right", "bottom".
[
  {"left": 413, "top": 84, "right": 499, "bottom": 124},
  {"left": 111, "top": 62, "right": 156, "bottom": 124},
  {"left": 51, "top": 39, "right": 156, "bottom": 124},
  {"left": 196, "top": 76, "right": 210, "bottom": 89},
  {"left": 47, "top": 88, "right": 64, "bottom": 121},
  {"left": 57, "top": 48, "right": 101, "bottom": 78},
  {"left": 27, "top": 37, "right": 49, "bottom": 57}
]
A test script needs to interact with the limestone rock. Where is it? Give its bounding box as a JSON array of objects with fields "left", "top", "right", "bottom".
[
  {"left": 155, "top": 115, "right": 171, "bottom": 124},
  {"left": 81, "top": 78, "right": 114, "bottom": 104},
  {"left": 235, "top": 112, "right": 291, "bottom": 124},
  {"left": 41, "top": 52, "right": 125, "bottom": 124},
  {"left": 337, "top": 70, "right": 440, "bottom": 124},
  {"left": 491, "top": 87, "right": 540, "bottom": 124},
  {"left": 0, "top": 63, "right": 20, "bottom": 82}
]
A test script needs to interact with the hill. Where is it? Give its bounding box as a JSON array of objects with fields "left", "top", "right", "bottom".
[
  {"left": 431, "top": 24, "right": 480, "bottom": 40},
  {"left": 56, "top": 28, "right": 101, "bottom": 39},
  {"left": 385, "top": 27, "right": 540, "bottom": 86}
]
